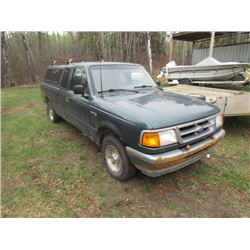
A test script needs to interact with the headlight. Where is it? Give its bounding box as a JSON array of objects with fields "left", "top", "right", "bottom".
[
  {"left": 141, "top": 129, "right": 178, "bottom": 147},
  {"left": 215, "top": 114, "right": 223, "bottom": 128}
]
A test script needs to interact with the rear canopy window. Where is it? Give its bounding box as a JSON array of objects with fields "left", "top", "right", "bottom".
[{"left": 45, "top": 68, "right": 64, "bottom": 84}]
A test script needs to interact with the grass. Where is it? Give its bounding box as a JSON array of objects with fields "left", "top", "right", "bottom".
[
  {"left": 165, "top": 202, "right": 176, "bottom": 210},
  {"left": 160, "top": 82, "right": 177, "bottom": 88},
  {"left": 1, "top": 85, "right": 250, "bottom": 217}
]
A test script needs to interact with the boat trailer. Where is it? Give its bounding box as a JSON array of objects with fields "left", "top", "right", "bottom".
[{"left": 164, "top": 84, "right": 250, "bottom": 117}]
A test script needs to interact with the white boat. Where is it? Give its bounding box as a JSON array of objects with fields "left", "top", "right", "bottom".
[{"left": 160, "top": 57, "right": 250, "bottom": 84}]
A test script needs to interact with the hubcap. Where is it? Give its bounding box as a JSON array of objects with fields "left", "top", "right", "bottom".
[
  {"left": 49, "top": 109, "right": 54, "bottom": 121},
  {"left": 105, "top": 145, "right": 122, "bottom": 173}
]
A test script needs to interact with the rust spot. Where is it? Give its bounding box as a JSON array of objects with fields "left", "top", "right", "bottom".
[{"left": 154, "top": 136, "right": 221, "bottom": 169}]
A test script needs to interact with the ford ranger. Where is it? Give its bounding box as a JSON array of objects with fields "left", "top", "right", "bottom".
[{"left": 41, "top": 62, "right": 225, "bottom": 181}]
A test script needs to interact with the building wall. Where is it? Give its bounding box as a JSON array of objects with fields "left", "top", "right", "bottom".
[{"left": 192, "top": 43, "right": 250, "bottom": 64}]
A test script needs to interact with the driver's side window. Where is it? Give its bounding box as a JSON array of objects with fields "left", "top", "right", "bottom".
[{"left": 70, "top": 67, "right": 88, "bottom": 93}]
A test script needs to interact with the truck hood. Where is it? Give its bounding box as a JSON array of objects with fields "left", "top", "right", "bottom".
[{"left": 100, "top": 89, "right": 220, "bottom": 129}]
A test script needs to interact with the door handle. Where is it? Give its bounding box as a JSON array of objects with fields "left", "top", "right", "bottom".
[
  {"left": 90, "top": 111, "right": 97, "bottom": 117},
  {"left": 65, "top": 97, "right": 69, "bottom": 103}
]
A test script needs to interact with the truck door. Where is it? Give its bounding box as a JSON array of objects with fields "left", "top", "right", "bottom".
[
  {"left": 65, "top": 66, "right": 91, "bottom": 136},
  {"left": 43, "top": 68, "right": 62, "bottom": 115},
  {"left": 57, "top": 67, "right": 71, "bottom": 120}
]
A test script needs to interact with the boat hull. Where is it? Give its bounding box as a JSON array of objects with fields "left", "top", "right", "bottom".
[{"left": 165, "top": 63, "right": 250, "bottom": 81}]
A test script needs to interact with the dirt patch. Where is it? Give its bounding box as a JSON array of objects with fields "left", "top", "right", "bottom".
[
  {"left": 49, "top": 123, "right": 102, "bottom": 167},
  {"left": 2, "top": 101, "right": 42, "bottom": 115},
  {"left": 89, "top": 166, "right": 248, "bottom": 218},
  {"left": 81, "top": 142, "right": 101, "bottom": 166}
]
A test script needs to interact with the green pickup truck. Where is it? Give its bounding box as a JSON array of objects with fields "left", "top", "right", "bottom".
[{"left": 41, "top": 62, "right": 225, "bottom": 181}]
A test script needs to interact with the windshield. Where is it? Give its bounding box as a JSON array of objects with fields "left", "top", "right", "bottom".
[{"left": 89, "top": 65, "right": 156, "bottom": 93}]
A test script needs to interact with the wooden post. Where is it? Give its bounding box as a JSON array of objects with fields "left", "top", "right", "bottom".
[
  {"left": 209, "top": 31, "right": 215, "bottom": 57},
  {"left": 168, "top": 32, "right": 173, "bottom": 62},
  {"left": 181, "top": 41, "right": 186, "bottom": 65}
]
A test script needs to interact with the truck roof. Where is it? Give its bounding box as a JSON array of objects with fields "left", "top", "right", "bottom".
[{"left": 47, "top": 61, "right": 141, "bottom": 69}]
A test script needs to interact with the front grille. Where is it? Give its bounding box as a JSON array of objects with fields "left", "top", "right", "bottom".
[{"left": 176, "top": 115, "right": 216, "bottom": 144}]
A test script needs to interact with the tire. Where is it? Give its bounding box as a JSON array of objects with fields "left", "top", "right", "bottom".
[
  {"left": 102, "top": 135, "right": 136, "bottom": 181},
  {"left": 179, "top": 78, "right": 192, "bottom": 85},
  {"left": 47, "top": 102, "right": 61, "bottom": 123},
  {"left": 230, "top": 74, "right": 245, "bottom": 82}
]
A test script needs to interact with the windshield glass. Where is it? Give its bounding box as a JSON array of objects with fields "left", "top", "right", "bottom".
[{"left": 89, "top": 65, "right": 156, "bottom": 93}]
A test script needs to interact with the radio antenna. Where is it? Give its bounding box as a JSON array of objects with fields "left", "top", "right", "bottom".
[{"left": 100, "top": 59, "right": 104, "bottom": 98}]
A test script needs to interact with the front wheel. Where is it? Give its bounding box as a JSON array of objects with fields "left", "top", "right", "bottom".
[{"left": 102, "top": 135, "right": 136, "bottom": 181}]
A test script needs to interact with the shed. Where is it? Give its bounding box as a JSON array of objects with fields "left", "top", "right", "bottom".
[{"left": 172, "top": 32, "right": 250, "bottom": 64}]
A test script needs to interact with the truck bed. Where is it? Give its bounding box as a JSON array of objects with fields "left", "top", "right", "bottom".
[{"left": 164, "top": 85, "right": 250, "bottom": 117}]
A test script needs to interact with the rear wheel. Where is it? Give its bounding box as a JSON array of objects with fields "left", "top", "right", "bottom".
[
  {"left": 47, "top": 102, "right": 61, "bottom": 123},
  {"left": 179, "top": 78, "right": 192, "bottom": 85},
  {"left": 230, "top": 74, "right": 245, "bottom": 82},
  {"left": 102, "top": 135, "right": 136, "bottom": 181}
]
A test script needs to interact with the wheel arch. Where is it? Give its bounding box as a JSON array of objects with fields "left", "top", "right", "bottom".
[
  {"left": 45, "top": 96, "right": 50, "bottom": 104},
  {"left": 179, "top": 78, "right": 192, "bottom": 85},
  {"left": 95, "top": 122, "right": 124, "bottom": 147}
]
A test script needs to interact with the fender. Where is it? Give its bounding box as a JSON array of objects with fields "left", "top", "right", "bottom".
[{"left": 95, "top": 120, "right": 124, "bottom": 146}]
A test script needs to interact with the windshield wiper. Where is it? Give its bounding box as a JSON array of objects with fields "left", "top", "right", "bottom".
[
  {"left": 134, "top": 85, "right": 162, "bottom": 90},
  {"left": 98, "top": 88, "right": 139, "bottom": 94}
]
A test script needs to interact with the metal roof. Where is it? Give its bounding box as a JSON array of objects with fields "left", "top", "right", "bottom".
[
  {"left": 192, "top": 43, "right": 250, "bottom": 64},
  {"left": 173, "top": 32, "right": 238, "bottom": 42}
]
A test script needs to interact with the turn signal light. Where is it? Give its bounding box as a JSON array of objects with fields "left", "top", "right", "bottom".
[{"left": 142, "top": 133, "right": 160, "bottom": 148}]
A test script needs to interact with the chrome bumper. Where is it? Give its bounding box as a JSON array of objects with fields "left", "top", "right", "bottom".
[{"left": 126, "top": 129, "right": 225, "bottom": 177}]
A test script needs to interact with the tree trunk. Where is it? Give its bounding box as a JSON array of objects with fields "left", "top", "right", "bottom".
[
  {"left": 69, "top": 32, "right": 76, "bottom": 44},
  {"left": 78, "top": 32, "right": 85, "bottom": 58},
  {"left": 119, "top": 32, "right": 123, "bottom": 61},
  {"left": 52, "top": 32, "right": 59, "bottom": 60},
  {"left": 168, "top": 32, "right": 173, "bottom": 62},
  {"left": 45, "top": 32, "right": 53, "bottom": 63},
  {"left": 69, "top": 32, "right": 78, "bottom": 59},
  {"left": 38, "top": 32, "right": 44, "bottom": 75},
  {"left": 1, "top": 32, "right": 13, "bottom": 87},
  {"left": 100, "top": 32, "right": 106, "bottom": 60},
  {"left": 132, "top": 32, "right": 137, "bottom": 62},
  {"left": 94, "top": 32, "right": 102, "bottom": 60},
  {"left": 127, "top": 32, "right": 133, "bottom": 62},
  {"left": 57, "top": 32, "right": 62, "bottom": 59},
  {"left": 147, "top": 32, "right": 152, "bottom": 74},
  {"left": 21, "top": 32, "right": 36, "bottom": 83}
]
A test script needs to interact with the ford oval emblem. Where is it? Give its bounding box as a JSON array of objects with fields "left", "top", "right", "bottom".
[{"left": 197, "top": 126, "right": 204, "bottom": 133}]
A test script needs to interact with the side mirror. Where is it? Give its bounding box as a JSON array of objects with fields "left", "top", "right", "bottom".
[
  {"left": 155, "top": 80, "right": 161, "bottom": 87},
  {"left": 73, "top": 85, "right": 84, "bottom": 95}
]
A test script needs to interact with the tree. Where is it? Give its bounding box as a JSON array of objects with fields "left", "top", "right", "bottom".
[
  {"left": 38, "top": 32, "right": 45, "bottom": 74},
  {"left": 1, "top": 31, "right": 203, "bottom": 87},
  {"left": 21, "top": 32, "right": 36, "bottom": 83},
  {"left": 147, "top": 32, "right": 152, "bottom": 74},
  {"left": 1, "top": 32, "right": 13, "bottom": 87}
]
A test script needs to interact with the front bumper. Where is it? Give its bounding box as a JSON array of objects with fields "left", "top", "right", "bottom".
[{"left": 126, "top": 128, "right": 225, "bottom": 177}]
